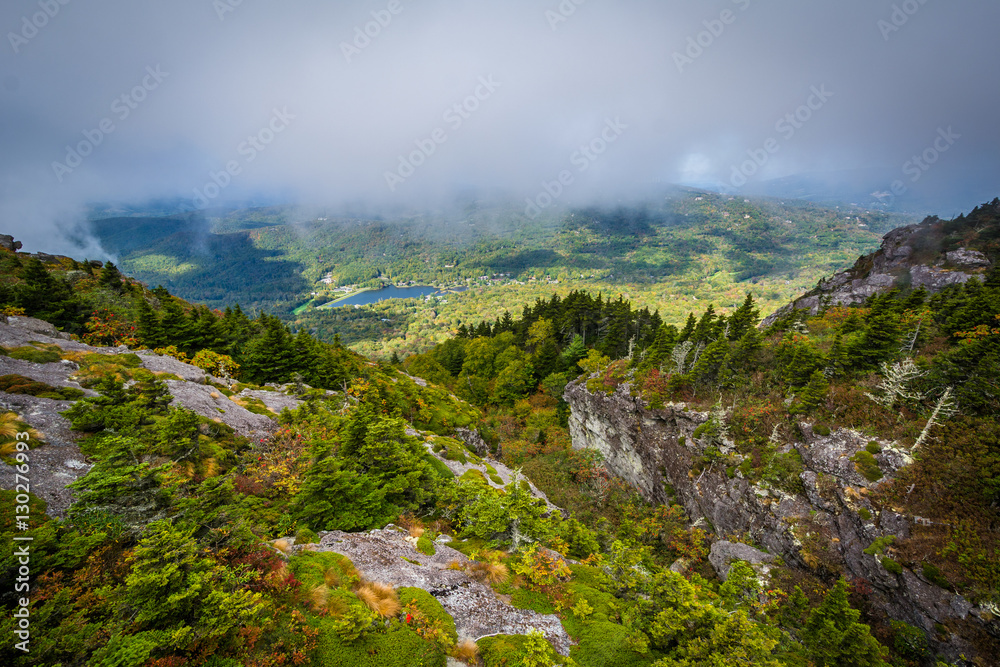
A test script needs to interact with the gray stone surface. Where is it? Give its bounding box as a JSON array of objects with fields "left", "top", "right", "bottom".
[
  {"left": 0, "top": 319, "right": 284, "bottom": 517},
  {"left": 164, "top": 380, "right": 275, "bottom": 438},
  {"left": 708, "top": 541, "right": 776, "bottom": 581},
  {"left": 564, "top": 378, "right": 983, "bottom": 660},
  {"left": 762, "top": 224, "right": 992, "bottom": 327},
  {"left": 0, "top": 393, "right": 87, "bottom": 517},
  {"left": 421, "top": 434, "right": 562, "bottom": 516},
  {"left": 238, "top": 388, "right": 303, "bottom": 414},
  {"left": 318, "top": 527, "right": 572, "bottom": 655}
]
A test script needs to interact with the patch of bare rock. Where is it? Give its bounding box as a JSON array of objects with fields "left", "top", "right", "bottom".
[{"left": 316, "top": 526, "right": 572, "bottom": 655}]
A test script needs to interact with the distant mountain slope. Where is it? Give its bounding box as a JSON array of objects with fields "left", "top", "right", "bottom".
[
  {"left": 88, "top": 191, "right": 917, "bottom": 324},
  {"left": 764, "top": 198, "right": 1000, "bottom": 325}
]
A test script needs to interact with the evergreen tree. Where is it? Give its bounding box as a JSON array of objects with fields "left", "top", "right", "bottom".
[
  {"left": 160, "top": 299, "right": 197, "bottom": 353},
  {"left": 728, "top": 293, "right": 760, "bottom": 341},
  {"left": 14, "top": 257, "right": 80, "bottom": 330},
  {"left": 561, "top": 334, "right": 587, "bottom": 368},
  {"left": 531, "top": 338, "right": 562, "bottom": 382},
  {"left": 794, "top": 370, "right": 829, "bottom": 414},
  {"left": 851, "top": 293, "right": 902, "bottom": 369},
  {"left": 97, "top": 261, "right": 124, "bottom": 292},
  {"left": 785, "top": 344, "right": 823, "bottom": 389},
  {"left": 642, "top": 325, "right": 678, "bottom": 371},
  {"left": 242, "top": 315, "right": 296, "bottom": 384},
  {"left": 825, "top": 333, "right": 848, "bottom": 378},
  {"left": 135, "top": 298, "right": 165, "bottom": 349},
  {"left": 802, "top": 579, "right": 887, "bottom": 667},
  {"left": 690, "top": 338, "right": 731, "bottom": 387},
  {"left": 692, "top": 304, "right": 717, "bottom": 343},
  {"left": 189, "top": 306, "right": 227, "bottom": 352},
  {"left": 677, "top": 313, "right": 697, "bottom": 343}
]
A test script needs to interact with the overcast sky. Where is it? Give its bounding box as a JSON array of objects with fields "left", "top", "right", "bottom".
[{"left": 2, "top": 0, "right": 999, "bottom": 253}]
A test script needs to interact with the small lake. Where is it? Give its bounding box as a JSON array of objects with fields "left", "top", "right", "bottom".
[{"left": 329, "top": 286, "right": 465, "bottom": 307}]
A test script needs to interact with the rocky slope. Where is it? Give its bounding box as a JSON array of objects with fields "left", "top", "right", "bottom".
[
  {"left": 564, "top": 380, "right": 993, "bottom": 661},
  {"left": 763, "top": 211, "right": 995, "bottom": 326},
  {"left": 0, "top": 315, "right": 283, "bottom": 515},
  {"left": 308, "top": 526, "right": 572, "bottom": 654}
]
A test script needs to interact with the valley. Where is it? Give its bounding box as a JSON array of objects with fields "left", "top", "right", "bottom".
[{"left": 89, "top": 191, "right": 917, "bottom": 359}]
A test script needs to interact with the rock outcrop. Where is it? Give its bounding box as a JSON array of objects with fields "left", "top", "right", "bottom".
[
  {"left": 316, "top": 526, "right": 572, "bottom": 654},
  {"left": 565, "top": 379, "right": 987, "bottom": 661},
  {"left": 0, "top": 318, "right": 288, "bottom": 514},
  {"left": 763, "top": 218, "right": 994, "bottom": 327}
]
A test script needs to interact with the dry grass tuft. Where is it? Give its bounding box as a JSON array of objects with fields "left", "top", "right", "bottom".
[
  {"left": 467, "top": 560, "right": 509, "bottom": 584},
  {"left": 356, "top": 581, "right": 400, "bottom": 618},
  {"left": 327, "top": 594, "right": 348, "bottom": 618},
  {"left": 451, "top": 638, "right": 480, "bottom": 664},
  {"left": 210, "top": 392, "right": 220, "bottom": 399},
  {"left": 324, "top": 566, "right": 342, "bottom": 588},
  {"left": 484, "top": 562, "right": 509, "bottom": 584},
  {"left": 273, "top": 538, "right": 292, "bottom": 555},
  {"left": 447, "top": 560, "right": 465, "bottom": 571},
  {"left": 409, "top": 525, "right": 426, "bottom": 538},
  {"left": 310, "top": 584, "right": 330, "bottom": 612}
]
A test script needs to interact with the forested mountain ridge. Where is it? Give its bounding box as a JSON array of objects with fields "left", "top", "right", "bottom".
[{"left": 87, "top": 192, "right": 918, "bottom": 359}]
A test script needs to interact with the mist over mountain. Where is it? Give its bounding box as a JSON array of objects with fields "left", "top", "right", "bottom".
[{"left": 2, "top": 0, "right": 999, "bottom": 253}]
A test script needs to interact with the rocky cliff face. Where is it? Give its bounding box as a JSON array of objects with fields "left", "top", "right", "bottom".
[
  {"left": 565, "top": 379, "right": 993, "bottom": 660},
  {"left": 763, "top": 217, "right": 994, "bottom": 327}
]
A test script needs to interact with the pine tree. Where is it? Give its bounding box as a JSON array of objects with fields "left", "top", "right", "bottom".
[
  {"left": 785, "top": 344, "right": 822, "bottom": 389},
  {"left": 851, "top": 295, "right": 902, "bottom": 369},
  {"left": 677, "top": 313, "right": 697, "bottom": 343},
  {"left": 97, "top": 261, "right": 124, "bottom": 292},
  {"left": 825, "top": 333, "right": 848, "bottom": 378},
  {"left": 642, "top": 324, "right": 678, "bottom": 371},
  {"left": 794, "top": 370, "right": 829, "bottom": 414},
  {"left": 692, "top": 304, "right": 717, "bottom": 343},
  {"left": 690, "top": 338, "right": 731, "bottom": 387},
  {"left": 728, "top": 293, "right": 760, "bottom": 341},
  {"left": 15, "top": 257, "right": 79, "bottom": 330},
  {"left": 135, "top": 298, "right": 165, "bottom": 349},
  {"left": 803, "top": 579, "right": 887, "bottom": 667},
  {"left": 561, "top": 334, "right": 587, "bottom": 368},
  {"left": 159, "top": 298, "right": 194, "bottom": 353}
]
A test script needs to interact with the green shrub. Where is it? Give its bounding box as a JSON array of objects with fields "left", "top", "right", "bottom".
[
  {"left": 0, "top": 374, "right": 83, "bottom": 400},
  {"left": 865, "top": 440, "right": 882, "bottom": 454},
  {"left": 510, "top": 588, "right": 555, "bottom": 614},
  {"left": 890, "top": 620, "right": 930, "bottom": 661},
  {"left": 858, "top": 508, "right": 872, "bottom": 522},
  {"left": 459, "top": 469, "right": 487, "bottom": 484},
  {"left": 290, "top": 550, "right": 359, "bottom": 590},
  {"left": 851, "top": 451, "right": 883, "bottom": 482},
  {"left": 921, "top": 562, "right": 951, "bottom": 589},
  {"left": 398, "top": 587, "right": 457, "bottom": 646},
  {"left": 7, "top": 346, "right": 61, "bottom": 364},
  {"left": 423, "top": 454, "right": 455, "bottom": 479},
  {"left": 863, "top": 535, "right": 895, "bottom": 556},
  {"left": 882, "top": 557, "right": 903, "bottom": 575},
  {"left": 813, "top": 423, "right": 831, "bottom": 436},
  {"left": 416, "top": 535, "right": 436, "bottom": 556},
  {"left": 479, "top": 632, "right": 570, "bottom": 667},
  {"left": 295, "top": 527, "right": 319, "bottom": 545}
]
